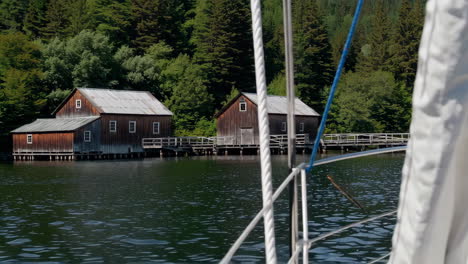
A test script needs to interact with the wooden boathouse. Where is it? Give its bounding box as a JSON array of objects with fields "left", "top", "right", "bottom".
[
  {"left": 11, "top": 88, "right": 173, "bottom": 160},
  {"left": 214, "top": 92, "right": 320, "bottom": 146}
]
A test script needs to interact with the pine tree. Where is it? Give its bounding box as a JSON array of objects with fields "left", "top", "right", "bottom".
[
  {"left": 0, "top": 33, "right": 45, "bottom": 133},
  {"left": 263, "top": 0, "right": 284, "bottom": 83},
  {"left": 92, "top": 0, "right": 132, "bottom": 45},
  {"left": 293, "top": 0, "right": 334, "bottom": 111},
  {"left": 66, "top": 0, "right": 92, "bottom": 36},
  {"left": 0, "top": 0, "right": 29, "bottom": 31},
  {"left": 390, "top": 0, "right": 424, "bottom": 89},
  {"left": 130, "top": 0, "right": 162, "bottom": 50},
  {"left": 192, "top": 0, "right": 253, "bottom": 107},
  {"left": 23, "top": 0, "right": 47, "bottom": 38},
  {"left": 42, "top": 0, "right": 68, "bottom": 38},
  {"left": 356, "top": 0, "right": 392, "bottom": 72}
]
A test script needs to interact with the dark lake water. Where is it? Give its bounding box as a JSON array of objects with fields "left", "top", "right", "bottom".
[{"left": 0, "top": 153, "right": 403, "bottom": 263}]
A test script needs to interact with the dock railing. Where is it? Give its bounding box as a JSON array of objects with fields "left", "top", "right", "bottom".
[
  {"left": 142, "top": 133, "right": 409, "bottom": 150},
  {"left": 322, "top": 133, "right": 409, "bottom": 147},
  {"left": 142, "top": 137, "right": 216, "bottom": 149},
  {"left": 142, "top": 134, "right": 312, "bottom": 149}
]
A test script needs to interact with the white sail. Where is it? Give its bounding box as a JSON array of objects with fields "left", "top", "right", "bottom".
[{"left": 389, "top": 0, "right": 468, "bottom": 263}]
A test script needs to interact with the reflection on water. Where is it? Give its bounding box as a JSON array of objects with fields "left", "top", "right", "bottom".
[{"left": 0, "top": 153, "right": 403, "bottom": 263}]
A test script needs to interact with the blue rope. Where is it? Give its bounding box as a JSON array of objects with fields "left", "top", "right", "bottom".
[{"left": 306, "top": 0, "right": 364, "bottom": 173}]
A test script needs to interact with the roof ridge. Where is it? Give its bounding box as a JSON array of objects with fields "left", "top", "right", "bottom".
[
  {"left": 78, "top": 87, "right": 151, "bottom": 94},
  {"left": 242, "top": 92, "right": 303, "bottom": 99}
]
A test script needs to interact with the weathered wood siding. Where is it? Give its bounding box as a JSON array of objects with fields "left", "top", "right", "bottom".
[
  {"left": 269, "top": 114, "right": 319, "bottom": 141},
  {"left": 100, "top": 114, "right": 172, "bottom": 153},
  {"left": 216, "top": 95, "right": 259, "bottom": 145},
  {"left": 296, "top": 115, "right": 319, "bottom": 140},
  {"left": 216, "top": 95, "right": 319, "bottom": 145},
  {"left": 55, "top": 90, "right": 100, "bottom": 118},
  {"left": 12, "top": 133, "right": 74, "bottom": 153},
  {"left": 74, "top": 119, "right": 102, "bottom": 154}
]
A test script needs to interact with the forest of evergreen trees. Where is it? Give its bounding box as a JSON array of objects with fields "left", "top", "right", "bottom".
[{"left": 0, "top": 0, "right": 425, "bottom": 136}]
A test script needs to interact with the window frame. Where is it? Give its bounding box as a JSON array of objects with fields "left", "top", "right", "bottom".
[
  {"left": 109, "top": 120, "right": 117, "bottom": 133},
  {"left": 239, "top": 98, "right": 247, "bottom": 112},
  {"left": 76, "top": 99, "right": 82, "bottom": 109},
  {"left": 129, "top": 121, "right": 136, "bottom": 133},
  {"left": 27, "top": 134, "right": 33, "bottom": 144},
  {"left": 153, "top": 122, "right": 160, "bottom": 135},
  {"left": 281, "top": 122, "right": 287, "bottom": 132},
  {"left": 84, "top": 131, "right": 91, "bottom": 142},
  {"left": 299, "top": 122, "right": 304, "bottom": 132}
]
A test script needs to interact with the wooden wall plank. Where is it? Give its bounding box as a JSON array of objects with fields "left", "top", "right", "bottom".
[
  {"left": 216, "top": 95, "right": 319, "bottom": 144},
  {"left": 55, "top": 90, "right": 100, "bottom": 118},
  {"left": 99, "top": 114, "right": 172, "bottom": 154},
  {"left": 12, "top": 133, "right": 73, "bottom": 153}
]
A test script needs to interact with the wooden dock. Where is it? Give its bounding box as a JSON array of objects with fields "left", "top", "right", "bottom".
[
  {"left": 142, "top": 133, "right": 410, "bottom": 155},
  {"left": 142, "top": 134, "right": 313, "bottom": 155},
  {"left": 321, "top": 133, "right": 409, "bottom": 150},
  {"left": 12, "top": 133, "right": 409, "bottom": 160}
]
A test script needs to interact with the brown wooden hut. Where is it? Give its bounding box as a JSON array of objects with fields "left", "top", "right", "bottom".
[
  {"left": 11, "top": 88, "right": 173, "bottom": 159},
  {"left": 214, "top": 92, "right": 320, "bottom": 146}
]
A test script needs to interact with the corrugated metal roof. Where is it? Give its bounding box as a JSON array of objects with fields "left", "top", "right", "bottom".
[
  {"left": 78, "top": 88, "right": 173, "bottom": 115},
  {"left": 11, "top": 117, "right": 100, "bottom": 133},
  {"left": 242, "top": 93, "right": 320, "bottom": 116}
]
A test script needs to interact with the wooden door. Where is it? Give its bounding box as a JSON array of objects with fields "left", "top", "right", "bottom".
[{"left": 240, "top": 128, "right": 254, "bottom": 145}]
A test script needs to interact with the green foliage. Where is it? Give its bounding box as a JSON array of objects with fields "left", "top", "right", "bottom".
[
  {"left": 116, "top": 42, "right": 173, "bottom": 97},
  {"left": 262, "top": 0, "right": 283, "bottom": 83},
  {"left": 43, "top": 30, "right": 116, "bottom": 89},
  {"left": 221, "top": 87, "right": 240, "bottom": 107},
  {"left": 66, "top": 0, "right": 93, "bottom": 36},
  {"left": 164, "top": 54, "right": 213, "bottom": 135},
  {"left": 327, "top": 71, "right": 399, "bottom": 133},
  {"left": 0, "top": 0, "right": 424, "bottom": 135},
  {"left": 23, "top": 0, "right": 47, "bottom": 38},
  {"left": 0, "top": 0, "right": 28, "bottom": 31},
  {"left": 0, "top": 33, "right": 45, "bottom": 134},
  {"left": 131, "top": 0, "right": 164, "bottom": 50},
  {"left": 267, "top": 74, "right": 286, "bottom": 96},
  {"left": 93, "top": 0, "right": 132, "bottom": 45},
  {"left": 357, "top": 0, "right": 392, "bottom": 72},
  {"left": 192, "top": 0, "right": 254, "bottom": 105},
  {"left": 42, "top": 0, "right": 68, "bottom": 38},
  {"left": 390, "top": 0, "right": 424, "bottom": 89},
  {"left": 131, "top": 0, "right": 192, "bottom": 52},
  {"left": 293, "top": 0, "right": 334, "bottom": 112},
  {"left": 190, "top": 117, "right": 216, "bottom": 137},
  {"left": 45, "top": 88, "right": 71, "bottom": 113}
]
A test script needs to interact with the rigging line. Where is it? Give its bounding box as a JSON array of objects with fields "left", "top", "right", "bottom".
[
  {"left": 307, "top": 209, "right": 397, "bottom": 247},
  {"left": 368, "top": 252, "right": 391, "bottom": 264},
  {"left": 306, "top": 0, "right": 365, "bottom": 173},
  {"left": 287, "top": 210, "right": 397, "bottom": 262}
]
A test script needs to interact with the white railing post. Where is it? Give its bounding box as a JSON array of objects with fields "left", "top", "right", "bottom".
[{"left": 301, "top": 168, "right": 309, "bottom": 264}]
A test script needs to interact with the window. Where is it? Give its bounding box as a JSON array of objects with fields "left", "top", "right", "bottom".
[
  {"left": 84, "top": 131, "right": 91, "bottom": 142},
  {"left": 129, "top": 121, "right": 136, "bottom": 133},
  {"left": 239, "top": 98, "right": 247, "bottom": 112},
  {"left": 299, "top": 122, "right": 304, "bottom": 132},
  {"left": 153, "top": 122, "right": 160, "bottom": 134},
  {"left": 27, "top": 134, "right": 33, "bottom": 144},
  {"left": 281, "top": 122, "right": 287, "bottom": 132},
  {"left": 76, "top": 99, "right": 81, "bottom": 109},
  {"left": 109, "top": 120, "right": 117, "bottom": 132}
]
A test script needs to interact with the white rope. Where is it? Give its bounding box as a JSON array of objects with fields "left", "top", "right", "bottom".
[{"left": 250, "top": 0, "right": 277, "bottom": 262}]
